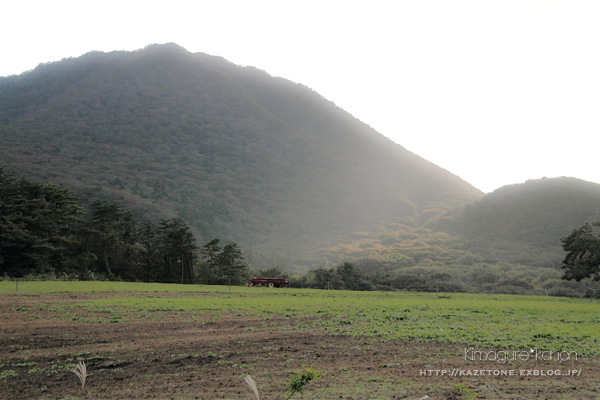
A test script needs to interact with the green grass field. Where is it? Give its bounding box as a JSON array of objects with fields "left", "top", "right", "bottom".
[{"left": 2, "top": 281, "right": 599, "bottom": 356}]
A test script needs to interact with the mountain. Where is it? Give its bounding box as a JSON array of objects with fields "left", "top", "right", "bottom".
[
  {"left": 315, "top": 177, "right": 600, "bottom": 273},
  {"left": 309, "top": 177, "right": 600, "bottom": 297},
  {"left": 439, "top": 177, "right": 600, "bottom": 268},
  {"left": 0, "top": 43, "right": 483, "bottom": 270}
]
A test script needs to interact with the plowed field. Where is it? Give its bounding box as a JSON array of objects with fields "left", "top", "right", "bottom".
[{"left": 0, "top": 286, "right": 598, "bottom": 399}]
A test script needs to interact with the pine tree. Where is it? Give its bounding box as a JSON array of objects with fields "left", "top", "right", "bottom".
[
  {"left": 201, "top": 238, "right": 221, "bottom": 284},
  {"left": 88, "top": 199, "right": 139, "bottom": 278},
  {"left": 159, "top": 218, "right": 198, "bottom": 284},
  {"left": 0, "top": 168, "right": 84, "bottom": 277},
  {"left": 138, "top": 221, "right": 158, "bottom": 282},
  {"left": 218, "top": 241, "right": 248, "bottom": 285}
]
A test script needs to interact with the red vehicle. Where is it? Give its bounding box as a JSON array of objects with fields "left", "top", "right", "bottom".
[{"left": 248, "top": 277, "right": 289, "bottom": 288}]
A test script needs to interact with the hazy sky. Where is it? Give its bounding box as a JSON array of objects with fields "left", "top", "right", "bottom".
[{"left": 1, "top": 0, "right": 599, "bottom": 193}]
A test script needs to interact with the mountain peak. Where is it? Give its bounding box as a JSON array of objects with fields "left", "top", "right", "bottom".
[{"left": 0, "top": 44, "right": 482, "bottom": 267}]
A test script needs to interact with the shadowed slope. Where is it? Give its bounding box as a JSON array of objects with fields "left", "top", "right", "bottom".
[{"left": 440, "top": 177, "right": 600, "bottom": 267}]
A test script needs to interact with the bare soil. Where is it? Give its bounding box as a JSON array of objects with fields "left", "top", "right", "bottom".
[{"left": 0, "top": 293, "right": 598, "bottom": 400}]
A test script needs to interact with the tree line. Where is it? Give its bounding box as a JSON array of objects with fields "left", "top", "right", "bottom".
[
  {"left": 2, "top": 166, "right": 599, "bottom": 298},
  {"left": 0, "top": 167, "right": 248, "bottom": 283}
]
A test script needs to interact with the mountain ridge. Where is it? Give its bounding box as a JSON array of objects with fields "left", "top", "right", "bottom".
[
  {"left": 0, "top": 43, "right": 480, "bottom": 270},
  {"left": 439, "top": 176, "right": 600, "bottom": 267}
]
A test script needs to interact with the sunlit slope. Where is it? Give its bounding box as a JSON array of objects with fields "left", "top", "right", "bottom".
[
  {"left": 0, "top": 43, "right": 482, "bottom": 265},
  {"left": 316, "top": 177, "right": 600, "bottom": 273}
]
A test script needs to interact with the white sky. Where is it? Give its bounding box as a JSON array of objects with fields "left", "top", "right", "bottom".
[{"left": 1, "top": 0, "right": 599, "bottom": 193}]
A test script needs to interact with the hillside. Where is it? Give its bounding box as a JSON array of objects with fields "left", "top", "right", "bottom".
[
  {"left": 0, "top": 43, "right": 482, "bottom": 270},
  {"left": 314, "top": 177, "right": 600, "bottom": 276},
  {"left": 439, "top": 177, "right": 600, "bottom": 268},
  {"left": 306, "top": 177, "right": 600, "bottom": 297}
]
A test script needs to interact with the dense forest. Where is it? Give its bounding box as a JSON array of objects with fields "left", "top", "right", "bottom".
[{"left": 0, "top": 167, "right": 247, "bottom": 284}]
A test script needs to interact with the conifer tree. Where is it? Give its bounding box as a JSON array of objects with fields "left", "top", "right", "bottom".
[
  {"left": 89, "top": 199, "right": 138, "bottom": 278},
  {"left": 0, "top": 168, "right": 84, "bottom": 276},
  {"left": 159, "top": 218, "right": 198, "bottom": 283},
  {"left": 201, "top": 238, "right": 221, "bottom": 284},
  {"left": 218, "top": 241, "right": 248, "bottom": 285}
]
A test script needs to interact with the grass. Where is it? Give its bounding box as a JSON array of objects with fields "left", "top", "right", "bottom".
[
  {"left": 0, "top": 281, "right": 248, "bottom": 294},
  {"left": 2, "top": 281, "right": 600, "bottom": 355},
  {"left": 70, "top": 361, "right": 86, "bottom": 389}
]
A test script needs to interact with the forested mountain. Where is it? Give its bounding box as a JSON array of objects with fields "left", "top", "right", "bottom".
[
  {"left": 439, "top": 177, "right": 600, "bottom": 268},
  {"left": 326, "top": 178, "right": 600, "bottom": 269},
  {"left": 0, "top": 43, "right": 482, "bottom": 270},
  {"left": 305, "top": 177, "right": 600, "bottom": 297}
]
